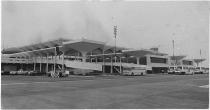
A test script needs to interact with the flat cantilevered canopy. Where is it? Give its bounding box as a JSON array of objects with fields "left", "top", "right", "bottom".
[
  {"left": 122, "top": 49, "right": 167, "bottom": 57},
  {"left": 2, "top": 38, "right": 69, "bottom": 54},
  {"left": 170, "top": 55, "right": 186, "bottom": 60},
  {"left": 4, "top": 47, "right": 59, "bottom": 58},
  {"left": 2, "top": 38, "right": 120, "bottom": 58},
  {"left": 193, "top": 59, "right": 206, "bottom": 63}
]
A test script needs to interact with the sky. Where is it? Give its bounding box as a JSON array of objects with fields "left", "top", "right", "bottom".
[{"left": 1, "top": 1, "right": 209, "bottom": 67}]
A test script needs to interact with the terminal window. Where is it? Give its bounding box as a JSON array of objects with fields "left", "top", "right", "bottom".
[
  {"left": 150, "top": 57, "right": 167, "bottom": 63},
  {"left": 140, "top": 57, "right": 147, "bottom": 65}
]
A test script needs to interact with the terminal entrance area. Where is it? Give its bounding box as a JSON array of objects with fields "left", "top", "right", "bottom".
[
  {"left": 103, "top": 65, "right": 121, "bottom": 74},
  {"left": 152, "top": 67, "right": 168, "bottom": 74}
]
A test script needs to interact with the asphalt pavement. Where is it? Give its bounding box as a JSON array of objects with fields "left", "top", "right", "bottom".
[{"left": 1, "top": 74, "right": 209, "bottom": 109}]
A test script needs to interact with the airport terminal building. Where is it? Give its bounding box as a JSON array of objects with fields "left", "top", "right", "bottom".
[{"left": 1, "top": 38, "right": 174, "bottom": 74}]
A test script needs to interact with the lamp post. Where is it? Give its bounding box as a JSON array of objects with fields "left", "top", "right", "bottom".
[
  {"left": 200, "top": 49, "right": 202, "bottom": 67},
  {"left": 114, "top": 25, "right": 117, "bottom": 62},
  {"left": 114, "top": 26, "right": 117, "bottom": 73},
  {"left": 172, "top": 40, "right": 176, "bottom": 66}
]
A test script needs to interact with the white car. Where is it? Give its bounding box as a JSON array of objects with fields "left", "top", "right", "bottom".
[
  {"left": 27, "top": 71, "right": 38, "bottom": 76},
  {"left": 47, "top": 70, "right": 69, "bottom": 77},
  {"left": 10, "top": 71, "right": 17, "bottom": 75},
  {"left": 17, "top": 69, "right": 28, "bottom": 75}
]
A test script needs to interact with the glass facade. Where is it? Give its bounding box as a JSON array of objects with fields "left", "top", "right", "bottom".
[
  {"left": 182, "top": 60, "right": 193, "bottom": 65},
  {"left": 150, "top": 57, "right": 167, "bottom": 63}
]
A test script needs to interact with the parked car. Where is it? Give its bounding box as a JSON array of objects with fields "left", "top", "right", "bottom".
[
  {"left": 1, "top": 70, "right": 10, "bottom": 75},
  {"left": 10, "top": 71, "right": 18, "bottom": 75},
  {"left": 27, "top": 71, "right": 38, "bottom": 76},
  {"left": 203, "top": 68, "right": 209, "bottom": 74},
  {"left": 47, "top": 70, "right": 69, "bottom": 77},
  {"left": 168, "top": 66, "right": 182, "bottom": 75},
  {"left": 17, "top": 69, "right": 28, "bottom": 75},
  {"left": 194, "top": 67, "right": 204, "bottom": 74}
]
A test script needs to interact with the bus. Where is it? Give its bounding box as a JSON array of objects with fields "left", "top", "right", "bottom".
[{"left": 123, "top": 65, "right": 147, "bottom": 76}]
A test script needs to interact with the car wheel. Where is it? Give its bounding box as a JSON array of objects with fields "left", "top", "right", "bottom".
[
  {"left": 141, "top": 72, "right": 143, "bottom": 76},
  {"left": 131, "top": 72, "right": 134, "bottom": 76}
]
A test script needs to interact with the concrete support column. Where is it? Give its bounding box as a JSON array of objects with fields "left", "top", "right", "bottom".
[
  {"left": 114, "top": 56, "right": 117, "bottom": 64},
  {"left": 146, "top": 55, "right": 152, "bottom": 73},
  {"left": 111, "top": 56, "right": 113, "bottom": 73},
  {"left": 78, "top": 52, "right": 80, "bottom": 61},
  {"left": 62, "top": 52, "right": 65, "bottom": 71},
  {"left": 34, "top": 57, "right": 36, "bottom": 71},
  {"left": 146, "top": 55, "right": 151, "bottom": 65},
  {"left": 102, "top": 50, "right": 105, "bottom": 73},
  {"left": 26, "top": 56, "right": 29, "bottom": 64},
  {"left": 136, "top": 57, "right": 140, "bottom": 65},
  {"left": 196, "top": 63, "right": 199, "bottom": 67},
  {"left": 81, "top": 52, "right": 87, "bottom": 62},
  {"left": 103, "top": 57, "right": 105, "bottom": 73},
  {"left": 51, "top": 56, "right": 53, "bottom": 71},
  {"left": 166, "top": 57, "right": 169, "bottom": 65},
  {"left": 120, "top": 57, "right": 122, "bottom": 74},
  {"left": 90, "top": 51, "right": 93, "bottom": 63},
  {"left": 95, "top": 57, "right": 97, "bottom": 63},
  {"left": 82, "top": 57, "right": 86, "bottom": 62},
  {"left": 46, "top": 54, "right": 49, "bottom": 73},
  {"left": 15, "top": 57, "right": 19, "bottom": 63},
  {"left": 40, "top": 56, "right": 42, "bottom": 72},
  {"left": 73, "top": 53, "right": 75, "bottom": 61}
]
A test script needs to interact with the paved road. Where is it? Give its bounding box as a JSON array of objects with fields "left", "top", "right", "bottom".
[{"left": 1, "top": 74, "right": 209, "bottom": 109}]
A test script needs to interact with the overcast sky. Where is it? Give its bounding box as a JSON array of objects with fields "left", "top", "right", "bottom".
[{"left": 2, "top": 1, "right": 209, "bottom": 67}]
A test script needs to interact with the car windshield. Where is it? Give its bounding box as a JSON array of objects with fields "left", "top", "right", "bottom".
[{"left": 170, "top": 67, "right": 175, "bottom": 69}]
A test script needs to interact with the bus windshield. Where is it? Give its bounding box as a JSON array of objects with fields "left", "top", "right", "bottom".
[
  {"left": 177, "top": 66, "right": 182, "bottom": 69},
  {"left": 124, "top": 67, "right": 146, "bottom": 70},
  {"left": 133, "top": 67, "right": 146, "bottom": 70}
]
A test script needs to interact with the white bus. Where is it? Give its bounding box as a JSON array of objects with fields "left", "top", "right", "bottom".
[{"left": 123, "top": 65, "right": 147, "bottom": 76}]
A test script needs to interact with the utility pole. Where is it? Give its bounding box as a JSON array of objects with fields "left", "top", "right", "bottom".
[
  {"left": 200, "top": 49, "right": 202, "bottom": 67},
  {"left": 172, "top": 40, "right": 175, "bottom": 65},
  {"left": 114, "top": 25, "right": 117, "bottom": 57},
  {"left": 114, "top": 25, "right": 117, "bottom": 73}
]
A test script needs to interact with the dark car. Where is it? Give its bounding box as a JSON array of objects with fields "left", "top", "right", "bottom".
[{"left": 1, "top": 70, "right": 10, "bottom": 75}]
